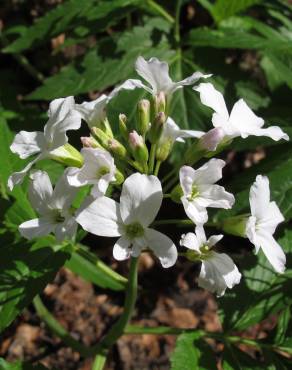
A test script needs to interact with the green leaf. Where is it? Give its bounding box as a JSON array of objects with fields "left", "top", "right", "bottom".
[
  {"left": 170, "top": 332, "right": 216, "bottom": 370},
  {"left": 27, "top": 19, "right": 174, "bottom": 100},
  {"left": 3, "top": 0, "right": 140, "bottom": 54},
  {"left": 0, "top": 358, "right": 50, "bottom": 370},
  {"left": 212, "top": 0, "right": 263, "bottom": 23},
  {"left": 65, "top": 246, "right": 127, "bottom": 291},
  {"left": 0, "top": 238, "right": 70, "bottom": 333},
  {"left": 274, "top": 306, "right": 291, "bottom": 344}
]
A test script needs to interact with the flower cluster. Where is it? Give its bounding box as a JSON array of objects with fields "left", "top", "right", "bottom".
[{"left": 9, "top": 56, "right": 288, "bottom": 297}]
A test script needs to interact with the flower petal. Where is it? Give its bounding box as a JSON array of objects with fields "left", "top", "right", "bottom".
[
  {"left": 19, "top": 217, "right": 55, "bottom": 240},
  {"left": 249, "top": 175, "right": 271, "bottom": 221},
  {"left": 180, "top": 232, "right": 201, "bottom": 252},
  {"left": 113, "top": 236, "right": 131, "bottom": 261},
  {"left": 10, "top": 131, "right": 45, "bottom": 159},
  {"left": 194, "top": 83, "right": 229, "bottom": 121},
  {"left": 192, "top": 158, "right": 226, "bottom": 185},
  {"left": 181, "top": 197, "right": 208, "bottom": 225},
  {"left": 51, "top": 169, "right": 79, "bottom": 210},
  {"left": 75, "top": 95, "right": 108, "bottom": 128},
  {"left": 109, "top": 78, "right": 151, "bottom": 97},
  {"left": 135, "top": 56, "right": 173, "bottom": 95},
  {"left": 197, "top": 184, "right": 235, "bottom": 209},
  {"left": 8, "top": 154, "right": 43, "bottom": 191},
  {"left": 199, "top": 252, "right": 241, "bottom": 297},
  {"left": 255, "top": 126, "right": 289, "bottom": 141},
  {"left": 173, "top": 72, "right": 211, "bottom": 93},
  {"left": 179, "top": 165, "right": 196, "bottom": 197},
  {"left": 28, "top": 170, "right": 53, "bottom": 214},
  {"left": 256, "top": 231, "right": 286, "bottom": 274},
  {"left": 120, "top": 173, "right": 162, "bottom": 227},
  {"left": 76, "top": 196, "right": 122, "bottom": 237},
  {"left": 145, "top": 228, "right": 177, "bottom": 268},
  {"left": 207, "top": 234, "right": 223, "bottom": 247},
  {"left": 55, "top": 217, "right": 78, "bottom": 242}
]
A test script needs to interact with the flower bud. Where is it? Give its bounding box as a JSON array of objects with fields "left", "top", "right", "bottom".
[
  {"left": 152, "top": 92, "right": 166, "bottom": 116},
  {"left": 137, "top": 99, "right": 150, "bottom": 136},
  {"left": 148, "top": 112, "right": 166, "bottom": 144},
  {"left": 49, "top": 143, "right": 84, "bottom": 168},
  {"left": 129, "top": 130, "right": 149, "bottom": 164},
  {"left": 80, "top": 136, "right": 101, "bottom": 149},
  {"left": 108, "top": 138, "right": 127, "bottom": 159},
  {"left": 91, "top": 127, "right": 112, "bottom": 148},
  {"left": 119, "top": 113, "right": 128, "bottom": 141},
  {"left": 100, "top": 117, "right": 113, "bottom": 138},
  {"left": 221, "top": 215, "right": 249, "bottom": 237},
  {"left": 114, "top": 168, "right": 124, "bottom": 185},
  {"left": 156, "top": 138, "right": 172, "bottom": 162},
  {"left": 199, "top": 127, "right": 225, "bottom": 151}
]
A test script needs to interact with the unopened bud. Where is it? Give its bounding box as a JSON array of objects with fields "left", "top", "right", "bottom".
[
  {"left": 108, "top": 138, "right": 127, "bottom": 159},
  {"left": 137, "top": 99, "right": 150, "bottom": 136},
  {"left": 119, "top": 114, "right": 128, "bottom": 140},
  {"left": 156, "top": 138, "right": 172, "bottom": 162},
  {"left": 49, "top": 143, "right": 83, "bottom": 168},
  {"left": 80, "top": 136, "right": 101, "bottom": 148},
  {"left": 153, "top": 92, "right": 166, "bottom": 116},
  {"left": 91, "top": 127, "right": 111, "bottom": 148},
  {"left": 148, "top": 112, "right": 166, "bottom": 144},
  {"left": 114, "top": 168, "right": 124, "bottom": 185},
  {"left": 100, "top": 117, "right": 113, "bottom": 138},
  {"left": 199, "top": 127, "right": 225, "bottom": 151},
  {"left": 129, "top": 130, "right": 149, "bottom": 164}
]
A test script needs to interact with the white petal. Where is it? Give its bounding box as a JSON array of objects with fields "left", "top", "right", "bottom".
[
  {"left": 44, "top": 97, "right": 81, "bottom": 151},
  {"left": 192, "top": 158, "right": 226, "bottom": 185},
  {"left": 10, "top": 131, "right": 45, "bottom": 159},
  {"left": 254, "top": 126, "right": 289, "bottom": 141},
  {"left": 113, "top": 236, "right": 131, "bottom": 261},
  {"left": 55, "top": 217, "right": 78, "bottom": 242},
  {"left": 199, "top": 252, "right": 241, "bottom": 297},
  {"left": 75, "top": 95, "right": 108, "bottom": 128},
  {"left": 194, "top": 83, "right": 229, "bottom": 120},
  {"left": 199, "top": 127, "right": 225, "bottom": 151},
  {"left": 19, "top": 217, "right": 55, "bottom": 240},
  {"left": 51, "top": 170, "right": 78, "bottom": 210},
  {"left": 197, "top": 184, "right": 235, "bottom": 209},
  {"left": 249, "top": 175, "right": 270, "bottom": 221},
  {"left": 180, "top": 232, "right": 201, "bottom": 252},
  {"left": 207, "top": 234, "right": 223, "bottom": 247},
  {"left": 229, "top": 99, "right": 264, "bottom": 138},
  {"left": 28, "top": 170, "right": 53, "bottom": 214},
  {"left": 109, "top": 78, "right": 152, "bottom": 97},
  {"left": 120, "top": 173, "right": 162, "bottom": 227},
  {"left": 7, "top": 154, "right": 43, "bottom": 191},
  {"left": 173, "top": 72, "right": 211, "bottom": 93},
  {"left": 179, "top": 166, "right": 196, "bottom": 197},
  {"left": 76, "top": 196, "right": 122, "bottom": 237},
  {"left": 178, "top": 129, "right": 205, "bottom": 139},
  {"left": 181, "top": 197, "right": 208, "bottom": 225},
  {"left": 135, "top": 56, "right": 173, "bottom": 95},
  {"left": 245, "top": 215, "right": 258, "bottom": 250},
  {"left": 144, "top": 228, "right": 178, "bottom": 268},
  {"left": 256, "top": 231, "right": 286, "bottom": 274}
]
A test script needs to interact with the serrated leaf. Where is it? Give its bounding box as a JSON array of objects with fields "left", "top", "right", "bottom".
[
  {"left": 3, "top": 0, "right": 139, "bottom": 54},
  {"left": 0, "top": 238, "right": 70, "bottom": 332}
]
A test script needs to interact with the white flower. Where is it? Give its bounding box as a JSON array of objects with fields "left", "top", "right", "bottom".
[
  {"left": 194, "top": 82, "right": 289, "bottom": 141},
  {"left": 19, "top": 170, "right": 78, "bottom": 242},
  {"left": 246, "top": 175, "right": 286, "bottom": 273},
  {"left": 76, "top": 173, "right": 177, "bottom": 268},
  {"left": 179, "top": 159, "right": 235, "bottom": 225},
  {"left": 112, "top": 56, "right": 211, "bottom": 98},
  {"left": 67, "top": 148, "right": 116, "bottom": 197},
  {"left": 8, "top": 97, "right": 81, "bottom": 190},
  {"left": 160, "top": 117, "right": 205, "bottom": 145},
  {"left": 180, "top": 226, "right": 241, "bottom": 297}
]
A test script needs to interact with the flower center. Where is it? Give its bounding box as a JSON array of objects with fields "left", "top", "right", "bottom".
[
  {"left": 96, "top": 166, "right": 110, "bottom": 179},
  {"left": 52, "top": 209, "right": 65, "bottom": 223},
  {"left": 185, "top": 244, "right": 211, "bottom": 262},
  {"left": 188, "top": 185, "right": 199, "bottom": 201},
  {"left": 125, "top": 222, "right": 144, "bottom": 239}
]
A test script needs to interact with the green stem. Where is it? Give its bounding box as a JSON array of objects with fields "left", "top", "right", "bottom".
[
  {"left": 92, "top": 352, "right": 107, "bottom": 370},
  {"left": 33, "top": 295, "right": 92, "bottom": 357},
  {"left": 125, "top": 325, "right": 203, "bottom": 336},
  {"left": 154, "top": 160, "right": 161, "bottom": 176},
  {"left": 174, "top": 0, "right": 182, "bottom": 44},
  {"left": 148, "top": 144, "right": 157, "bottom": 174},
  {"left": 153, "top": 219, "right": 193, "bottom": 227},
  {"left": 146, "top": 0, "right": 175, "bottom": 23},
  {"left": 95, "top": 257, "right": 139, "bottom": 351}
]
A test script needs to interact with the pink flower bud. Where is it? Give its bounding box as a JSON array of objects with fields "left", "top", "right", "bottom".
[
  {"left": 129, "top": 130, "right": 144, "bottom": 149},
  {"left": 80, "top": 136, "right": 99, "bottom": 148},
  {"left": 200, "top": 127, "right": 225, "bottom": 151}
]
